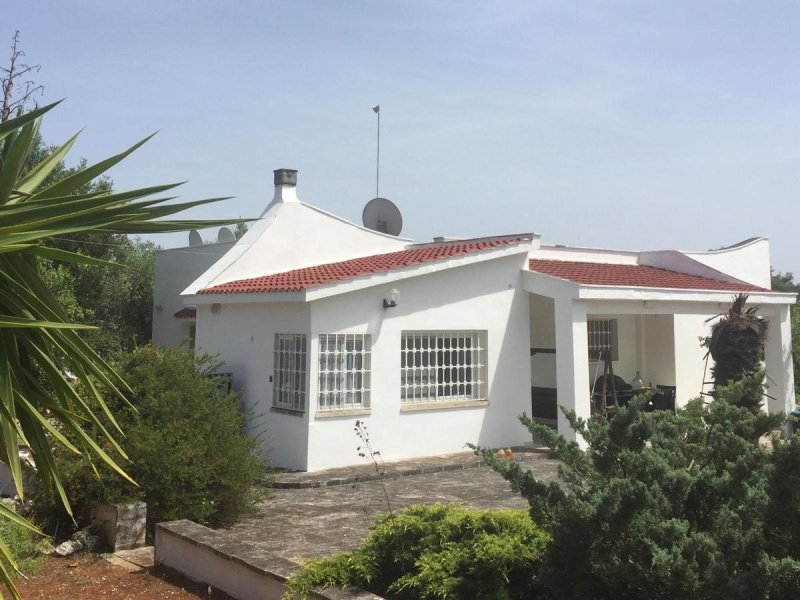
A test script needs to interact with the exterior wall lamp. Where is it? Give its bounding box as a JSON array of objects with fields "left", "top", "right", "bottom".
[{"left": 383, "top": 288, "right": 399, "bottom": 309}]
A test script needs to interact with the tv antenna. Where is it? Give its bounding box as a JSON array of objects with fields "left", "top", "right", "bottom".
[
  {"left": 372, "top": 104, "right": 380, "bottom": 197},
  {"left": 362, "top": 197, "right": 403, "bottom": 236}
]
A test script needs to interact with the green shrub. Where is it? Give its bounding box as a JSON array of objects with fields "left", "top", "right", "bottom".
[
  {"left": 0, "top": 500, "right": 48, "bottom": 577},
  {"left": 765, "top": 432, "right": 800, "bottom": 560},
  {"left": 478, "top": 376, "right": 800, "bottom": 600},
  {"left": 34, "top": 346, "right": 266, "bottom": 535},
  {"left": 283, "top": 503, "right": 549, "bottom": 600}
]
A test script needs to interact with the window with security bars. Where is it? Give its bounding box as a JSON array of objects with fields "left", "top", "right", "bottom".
[
  {"left": 587, "top": 319, "right": 618, "bottom": 361},
  {"left": 318, "top": 334, "right": 371, "bottom": 411},
  {"left": 400, "top": 331, "right": 486, "bottom": 404},
  {"left": 273, "top": 334, "right": 307, "bottom": 411}
]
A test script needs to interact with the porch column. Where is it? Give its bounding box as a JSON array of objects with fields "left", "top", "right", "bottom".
[
  {"left": 554, "top": 298, "right": 591, "bottom": 444},
  {"left": 764, "top": 305, "right": 795, "bottom": 418}
]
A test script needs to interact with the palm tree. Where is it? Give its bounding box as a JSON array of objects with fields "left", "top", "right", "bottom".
[
  {"left": 0, "top": 102, "right": 243, "bottom": 597},
  {"left": 705, "top": 293, "right": 768, "bottom": 413}
]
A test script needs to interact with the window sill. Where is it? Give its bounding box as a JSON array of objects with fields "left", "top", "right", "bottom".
[
  {"left": 400, "top": 399, "right": 489, "bottom": 413},
  {"left": 315, "top": 408, "right": 371, "bottom": 419},
  {"left": 270, "top": 406, "right": 305, "bottom": 417}
]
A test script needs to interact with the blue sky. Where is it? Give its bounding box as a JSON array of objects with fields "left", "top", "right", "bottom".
[{"left": 11, "top": 1, "right": 800, "bottom": 275}]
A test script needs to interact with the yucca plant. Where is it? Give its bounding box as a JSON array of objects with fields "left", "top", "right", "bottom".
[
  {"left": 0, "top": 102, "right": 244, "bottom": 597},
  {"left": 704, "top": 293, "right": 768, "bottom": 413}
]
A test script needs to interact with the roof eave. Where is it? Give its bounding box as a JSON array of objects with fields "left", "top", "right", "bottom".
[
  {"left": 184, "top": 290, "right": 308, "bottom": 305},
  {"left": 191, "top": 240, "right": 534, "bottom": 303},
  {"left": 577, "top": 284, "right": 795, "bottom": 304},
  {"left": 522, "top": 270, "right": 795, "bottom": 305}
]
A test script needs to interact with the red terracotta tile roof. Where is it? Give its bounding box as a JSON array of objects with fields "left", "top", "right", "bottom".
[
  {"left": 173, "top": 307, "right": 197, "bottom": 319},
  {"left": 527, "top": 259, "right": 769, "bottom": 292},
  {"left": 200, "top": 235, "right": 531, "bottom": 295}
]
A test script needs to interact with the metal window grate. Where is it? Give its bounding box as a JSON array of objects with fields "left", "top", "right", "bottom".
[
  {"left": 318, "top": 334, "right": 371, "bottom": 411},
  {"left": 400, "top": 331, "right": 486, "bottom": 403},
  {"left": 273, "top": 334, "right": 307, "bottom": 411},
  {"left": 588, "top": 319, "right": 618, "bottom": 361}
]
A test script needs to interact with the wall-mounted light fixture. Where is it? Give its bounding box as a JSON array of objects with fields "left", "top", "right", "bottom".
[
  {"left": 211, "top": 303, "right": 222, "bottom": 314},
  {"left": 383, "top": 288, "right": 399, "bottom": 309}
]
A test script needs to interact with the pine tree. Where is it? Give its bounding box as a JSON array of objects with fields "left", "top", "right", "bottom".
[{"left": 476, "top": 384, "right": 800, "bottom": 599}]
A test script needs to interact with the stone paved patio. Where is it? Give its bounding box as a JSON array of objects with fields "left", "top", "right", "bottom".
[{"left": 225, "top": 450, "right": 561, "bottom": 565}]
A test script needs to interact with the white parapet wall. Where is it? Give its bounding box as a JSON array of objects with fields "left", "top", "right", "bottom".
[{"left": 155, "top": 520, "right": 382, "bottom": 600}]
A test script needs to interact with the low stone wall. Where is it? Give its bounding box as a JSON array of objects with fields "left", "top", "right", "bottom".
[{"left": 155, "top": 520, "right": 382, "bottom": 600}]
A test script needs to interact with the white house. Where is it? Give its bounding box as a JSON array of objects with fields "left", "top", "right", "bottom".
[
  {"left": 161, "top": 169, "right": 796, "bottom": 472},
  {"left": 152, "top": 237, "right": 236, "bottom": 349}
]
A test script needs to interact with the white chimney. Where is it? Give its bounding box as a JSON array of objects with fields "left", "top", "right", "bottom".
[{"left": 271, "top": 168, "right": 299, "bottom": 204}]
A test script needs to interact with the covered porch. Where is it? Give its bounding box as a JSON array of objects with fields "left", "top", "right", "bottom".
[{"left": 523, "top": 264, "right": 795, "bottom": 442}]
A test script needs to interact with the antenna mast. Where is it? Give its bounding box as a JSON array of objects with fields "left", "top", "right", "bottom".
[{"left": 372, "top": 104, "right": 380, "bottom": 197}]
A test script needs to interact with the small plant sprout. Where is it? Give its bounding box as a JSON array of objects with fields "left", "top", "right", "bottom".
[{"left": 354, "top": 420, "right": 392, "bottom": 514}]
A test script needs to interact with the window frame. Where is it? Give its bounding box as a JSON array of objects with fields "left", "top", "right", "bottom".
[
  {"left": 400, "top": 330, "right": 487, "bottom": 405},
  {"left": 587, "top": 318, "right": 619, "bottom": 362},
  {"left": 272, "top": 333, "right": 308, "bottom": 412},
  {"left": 317, "top": 333, "right": 372, "bottom": 412}
]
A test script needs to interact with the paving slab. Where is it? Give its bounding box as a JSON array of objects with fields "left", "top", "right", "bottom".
[
  {"left": 229, "top": 451, "right": 561, "bottom": 566},
  {"left": 115, "top": 546, "right": 155, "bottom": 568},
  {"left": 105, "top": 554, "right": 145, "bottom": 573},
  {"left": 105, "top": 546, "right": 154, "bottom": 573}
]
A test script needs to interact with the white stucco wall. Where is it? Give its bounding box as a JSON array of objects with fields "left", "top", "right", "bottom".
[
  {"left": 152, "top": 241, "right": 234, "bottom": 348},
  {"left": 682, "top": 238, "right": 771, "bottom": 289},
  {"left": 643, "top": 314, "right": 676, "bottom": 387},
  {"left": 763, "top": 304, "right": 796, "bottom": 416},
  {"left": 194, "top": 253, "right": 532, "bottom": 472},
  {"left": 303, "top": 254, "right": 532, "bottom": 471},
  {"left": 672, "top": 313, "right": 716, "bottom": 406},
  {"left": 639, "top": 250, "right": 746, "bottom": 285},
  {"left": 532, "top": 245, "right": 639, "bottom": 264},
  {"left": 195, "top": 302, "right": 311, "bottom": 471},
  {"left": 184, "top": 200, "right": 409, "bottom": 295}
]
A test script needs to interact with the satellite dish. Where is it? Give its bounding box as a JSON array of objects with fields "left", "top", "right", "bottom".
[
  {"left": 188, "top": 230, "right": 203, "bottom": 247},
  {"left": 362, "top": 197, "right": 403, "bottom": 236},
  {"left": 218, "top": 226, "right": 236, "bottom": 243}
]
